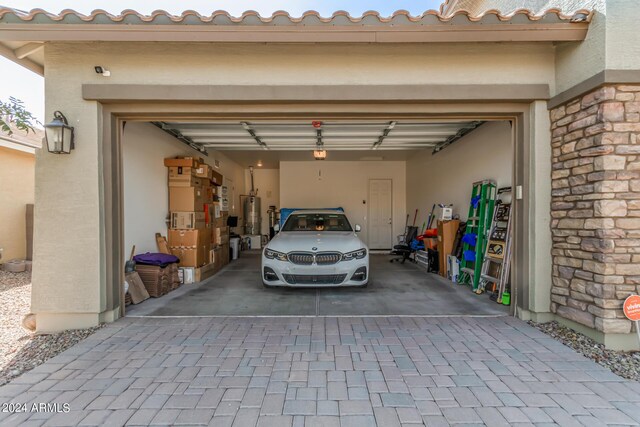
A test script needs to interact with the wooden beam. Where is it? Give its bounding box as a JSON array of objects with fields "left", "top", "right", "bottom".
[
  {"left": 0, "top": 42, "right": 43, "bottom": 75},
  {"left": 14, "top": 42, "right": 43, "bottom": 59}
]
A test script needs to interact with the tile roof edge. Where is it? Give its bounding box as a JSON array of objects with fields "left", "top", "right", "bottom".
[{"left": 0, "top": 7, "right": 594, "bottom": 24}]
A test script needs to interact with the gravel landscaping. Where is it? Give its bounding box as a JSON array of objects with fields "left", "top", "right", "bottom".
[
  {"left": 0, "top": 269, "right": 102, "bottom": 385},
  {"left": 529, "top": 320, "right": 640, "bottom": 381}
]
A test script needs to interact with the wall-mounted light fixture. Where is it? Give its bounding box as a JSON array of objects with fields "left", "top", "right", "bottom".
[
  {"left": 313, "top": 150, "right": 327, "bottom": 160},
  {"left": 44, "top": 111, "right": 75, "bottom": 154},
  {"left": 94, "top": 66, "right": 111, "bottom": 77}
]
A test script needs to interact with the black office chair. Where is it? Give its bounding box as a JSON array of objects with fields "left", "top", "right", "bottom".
[{"left": 390, "top": 226, "right": 419, "bottom": 264}]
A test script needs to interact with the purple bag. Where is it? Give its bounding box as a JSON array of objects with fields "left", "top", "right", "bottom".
[{"left": 133, "top": 252, "right": 179, "bottom": 267}]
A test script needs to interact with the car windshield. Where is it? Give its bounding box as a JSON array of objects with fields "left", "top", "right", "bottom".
[{"left": 282, "top": 213, "right": 353, "bottom": 232}]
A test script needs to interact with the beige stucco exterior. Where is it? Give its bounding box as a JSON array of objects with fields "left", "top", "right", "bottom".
[
  {"left": 1, "top": 1, "right": 637, "bottom": 348},
  {"left": 34, "top": 39, "right": 560, "bottom": 333},
  {"left": 0, "top": 143, "right": 35, "bottom": 262}
]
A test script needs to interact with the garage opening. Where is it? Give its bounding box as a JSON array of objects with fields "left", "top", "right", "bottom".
[{"left": 122, "top": 118, "right": 513, "bottom": 317}]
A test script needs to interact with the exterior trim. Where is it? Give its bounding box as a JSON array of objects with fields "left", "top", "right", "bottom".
[
  {"left": 83, "top": 84, "right": 550, "bottom": 103},
  {"left": 0, "top": 23, "right": 589, "bottom": 44},
  {"left": 98, "top": 101, "right": 541, "bottom": 323},
  {"left": 549, "top": 69, "right": 640, "bottom": 109}
]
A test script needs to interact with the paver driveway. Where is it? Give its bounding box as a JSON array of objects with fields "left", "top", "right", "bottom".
[{"left": 1, "top": 316, "right": 639, "bottom": 426}]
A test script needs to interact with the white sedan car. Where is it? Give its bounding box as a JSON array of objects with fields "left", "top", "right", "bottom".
[{"left": 262, "top": 210, "right": 369, "bottom": 288}]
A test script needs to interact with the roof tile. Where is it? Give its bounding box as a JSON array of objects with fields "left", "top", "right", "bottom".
[{"left": 0, "top": 6, "right": 594, "bottom": 25}]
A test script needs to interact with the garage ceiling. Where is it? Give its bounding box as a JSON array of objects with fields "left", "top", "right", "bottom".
[
  {"left": 151, "top": 120, "right": 485, "bottom": 167},
  {"left": 154, "top": 120, "right": 482, "bottom": 152}
]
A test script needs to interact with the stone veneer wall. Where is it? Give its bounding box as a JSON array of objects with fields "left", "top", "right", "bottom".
[{"left": 550, "top": 85, "right": 640, "bottom": 336}]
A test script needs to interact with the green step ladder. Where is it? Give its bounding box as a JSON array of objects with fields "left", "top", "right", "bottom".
[{"left": 459, "top": 180, "right": 497, "bottom": 291}]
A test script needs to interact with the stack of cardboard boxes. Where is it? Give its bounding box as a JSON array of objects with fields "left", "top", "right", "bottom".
[{"left": 165, "top": 156, "right": 230, "bottom": 282}]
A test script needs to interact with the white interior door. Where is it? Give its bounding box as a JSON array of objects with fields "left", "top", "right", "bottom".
[{"left": 368, "top": 179, "right": 393, "bottom": 249}]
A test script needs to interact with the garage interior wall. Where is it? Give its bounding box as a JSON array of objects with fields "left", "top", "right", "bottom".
[
  {"left": 407, "top": 121, "right": 513, "bottom": 226},
  {"left": 0, "top": 146, "right": 35, "bottom": 261},
  {"left": 279, "top": 161, "right": 406, "bottom": 248},
  {"left": 122, "top": 122, "right": 245, "bottom": 259},
  {"left": 243, "top": 168, "right": 280, "bottom": 234}
]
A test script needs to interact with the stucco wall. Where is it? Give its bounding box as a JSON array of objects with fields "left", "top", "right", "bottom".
[
  {"left": 604, "top": 0, "right": 640, "bottom": 71},
  {"left": 33, "top": 44, "right": 104, "bottom": 324},
  {"left": 122, "top": 122, "right": 245, "bottom": 260},
  {"left": 555, "top": 0, "right": 640, "bottom": 95},
  {"left": 32, "top": 38, "right": 558, "bottom": 331},
  {"left": 44, "top": 42, "right": 556, "bottom": 89},
  {"left": 406, "top": 121, "right": 513, "bottom": 226},
  {"left": 0, "top": 146, "right": 35, "bottom": 262},
  {"left": 279, "top": 161, "right": 406, "bottom": 248}
]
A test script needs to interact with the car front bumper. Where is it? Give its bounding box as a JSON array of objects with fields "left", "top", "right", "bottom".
[{"left": 262, "top": 256, "right": 369, "bottom": 287}]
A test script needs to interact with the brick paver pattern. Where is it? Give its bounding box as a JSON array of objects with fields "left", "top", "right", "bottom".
[{"left": 1, "top": 316, "right": 639, "bottom": 426}]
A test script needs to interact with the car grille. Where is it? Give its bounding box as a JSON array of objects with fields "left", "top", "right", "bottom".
[
  {"left": 315, "top": 253, "right": 342, "bottom": 265},
  {"left": 287, "top": 252, "right": 342, "bottom": 265},
  {"left": 283, "top": 274, "right": 347, "bottom": 285},
  {"left": 287, "top": 252, "right": 314, "bottom": 265}
]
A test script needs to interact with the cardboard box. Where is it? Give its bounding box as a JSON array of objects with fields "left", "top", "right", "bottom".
[
  {"left": 168, "top": 167, "right": 204, "bottom": 187},
  {"left": 212, "top": 245, "right": 223, "bottom": 266},
  {"left": 211, "top": 170, "right": 223, "bottom": 186},
  {"left": 205, "top": 202, "right": 221, "bottom": 223},
  {"left": 220, "top": 232, "right": 230, "bottom": 246},
  {"left": 195, "top": 163, "right": 211, "bottom": 179},
  {"left": 169, "top": 187, "right": 206, "bottom": 212},
  {"left": 212, "top": 226, "right": 230, "bottom": 245},
  {"left": 168, "top": 228, "right": 210, "bottom": 248},
  {"left": 205, "top": 187, "right": 216, "bottom": 203},
  {"left": 437, "top": 220, "right": 461, "bottom": 277},
  {"left": 171, "top": 212, "right": 206, "bottom": 229},
  {"left": 220, "top": 243, "right": 230, "bottom": 266},
  {"left": 164, "top": 156, "right": 199, "bottom": 168},
  {"left": 212, "top": 211, "right": 228, "bottom": 228},
  {"left": 169, "top": 229, "right": 211, "bottom": 268},
  {"left": 194, "top": 262, "right": 218, "bottom": 282},
  {"left": 170, "top": 247, "right": 207, "bottom": 268}
]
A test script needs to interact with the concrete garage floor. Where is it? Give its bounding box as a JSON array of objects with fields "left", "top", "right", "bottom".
[{"left": 128, "top": 253, "right": 508, "bottom": 317}]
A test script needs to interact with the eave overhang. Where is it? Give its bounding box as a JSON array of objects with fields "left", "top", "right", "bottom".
[{"left": 0, "top": 7, "right": 593, "bottom": 76}]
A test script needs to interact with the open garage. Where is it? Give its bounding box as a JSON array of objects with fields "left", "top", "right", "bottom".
[
  {"left": 14, "top": 2, "right": 626, "bottom": 345},
  {"left": 119, "top": 115, "right": 515, "bottom": 317}
]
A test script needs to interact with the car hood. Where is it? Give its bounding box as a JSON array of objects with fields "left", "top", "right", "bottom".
[{"left": 267, "top": 231, "right": 366, "bottom": 254}]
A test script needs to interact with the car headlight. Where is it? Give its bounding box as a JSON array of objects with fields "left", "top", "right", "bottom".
[
  {"left": 264, "top": 248, "right": 288, "bottom": 261},
  {"left": 343, "top": 248, "right": 367, "bottom": 261}
]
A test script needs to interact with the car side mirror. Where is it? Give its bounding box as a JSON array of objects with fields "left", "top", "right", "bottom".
[
  {"left": 355, "top": 224, "right": 361, "bottom": 232},
  {"left": 274, "top": 223, "right": 280, "bottom": 232}
]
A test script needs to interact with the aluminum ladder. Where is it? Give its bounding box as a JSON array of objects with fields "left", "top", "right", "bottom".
[{"left": 477, "top": 187, "right": 513, "bottom": 299}]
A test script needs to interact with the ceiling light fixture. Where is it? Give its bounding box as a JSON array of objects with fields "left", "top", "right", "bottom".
[{"left": 313, "top": 150, "right": 327, "bottom": 160}]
